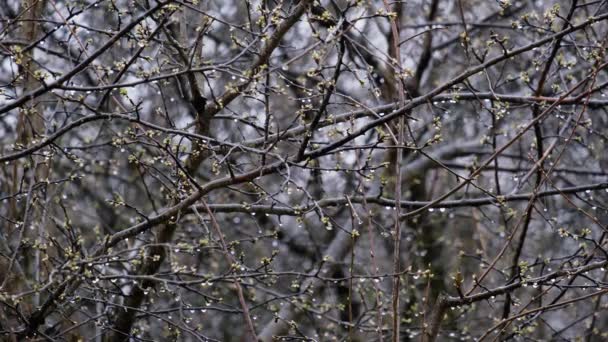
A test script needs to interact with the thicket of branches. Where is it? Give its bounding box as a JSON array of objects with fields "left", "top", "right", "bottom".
[{"left": 1, "top": 0, "right": 608, "bottom": 340}]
